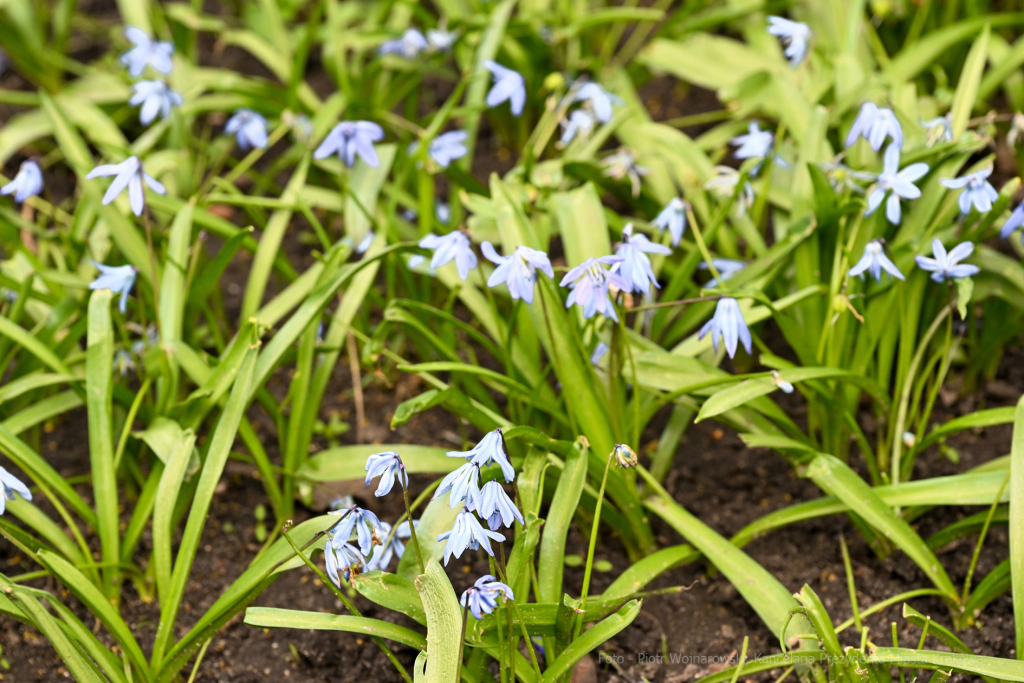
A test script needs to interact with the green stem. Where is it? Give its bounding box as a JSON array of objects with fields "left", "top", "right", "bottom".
[
  {"left": 961, "top": 471, "right": 1010, "bottom": 603},
  {"left": 573, "top": 450, "right": 616, "bottom": 643},
  {"left": 402, "top": 480, "right": 425, "bottom": 575}
]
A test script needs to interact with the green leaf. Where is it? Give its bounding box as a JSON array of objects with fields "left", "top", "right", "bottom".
[
  {"left": 300, "top": 444, "right": 453, "bottom": 482},
  {"left": 244, "top": 608, "right": 426, "bottom": 650},
  {"left": 398, "top": 495, "right": 462, "bottom": 579},
  {"left": 538, "top": 437, "right": 589, "bottom": 603},
  {"left": 415, "top": 560, "right": 463, "bottom": 683},
  {"left": 950, "top": 25, "right": 990, "bottom": 138},
  {"left": 0, "top": 315, "right": 73, "bottom": 375},
  {"left": 353, "top": 572, "right": 426, "bottom": 625},
  {"left": 601, "top": 545, "right": 699, "bottom": 600},
  {"left": 867, "top": 647, "right": 1024, "bottom": 681},
  {"left": 541, "top": 600, "right": 641, "bottom": 683},
  {"left": 344, "top": 144, "right": 395, "bottom": 245},
  {"left": 1010, "top": 395, "right": 1024, "bottom": 659},
  {"left": 918, "top": 407, "right": 1014, "bottom": 452},
  {"left": 152, "top": 426, "right": 197, "bottom": 606}
]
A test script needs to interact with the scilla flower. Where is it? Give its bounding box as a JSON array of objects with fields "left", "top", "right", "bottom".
[
  {"left": 314, "top": 121, "right": 384, "bottom": 168},
  {"left": 771, "top": 370, "right": 794, "bottom": 394},
  {"left": 1, "top": 160, "right": 43, "bottom": 203},
  {"left": 701, "top": 259, "right": 746, "bottom": 288},
  {"left": 433, "top": 461, "right": 482, "bottom": 509},
  {"left": 418, "top": 230, "right": 478, "bottom": 280},
  {"left": 865, "top": 144, "right": 928, "bottom": 225},
  {"left": 120, "top": 26, "right": 174, "bottom": 77},
  {"left": 461, "top": 575, "right": 514, "bottom": 620},
  {"left": 1001, "top": 203, "right": 1024, "bottom": 243},
  {"left": 448, "top": 430, "right": 515, "bottom": 482},
  {"left": 590, "top": 341, "right": 609, "bottom": 366},
  {"left": 560, "top": 256, "right": 630, "bottom": 322},
  {"left": 848, "top": 239, "right": 904, "bottom": 282},
  {"left": 941, "top": 167, "right": 998, "bottom": 215},
  {"left": 427, "top": 28, "right": 457, "bottom": 51},
  {"left": 846, "top": 102, "right": 903, "bottom": 151},
  {"left": 602, "top": 148, "right": 648, "bottom": 197},
  {"left": 438, "top": 509, "right": 504, "bottom": 565},
  {"left": 614, "top": 224, "right": 670, "bottom": 294},
  {"left": 324, "top": 537, "right": 365, "bottom": 586},
  {"left": 560, "top": 109, "right": 598, "bottom": 145},
  {"left": 329, "top": 505, "right": 383, "bottom": 556},
  {"left": 923, "top": 114, "right": 953, "bottom": 145},
  {"left": 612, "top": 444, "right": 638, "bottom": 469},
  {"left": 129, "top": 80, "right": 182, "bottom": 125},
  {"left": 573, "top": 82, "right": 620, "bottom": 123},
  {"left": 484, "top": 61, "right": 525, "bottom": 116},
  {"left": 767, "top": 16, "right": 811, "bottom": 67},
  {"left": 365, "top": 520, "right": 415, "bottom": 571},
  {"left": 364, "top": 451, "right": 408, "bottom": 497},
  {"left": 89, "top": 262, "right": 137, "bottom": 314},
  {"left": 915, "top": 239, "right": 979, "bottom": 282},
  {"left": 86, "top": 156, "right": 165, "bottom": 216},
  {"left": 473, "top": 481, "right": 523, "bottom": 531},
  {"left": 0, "top": 466, "right": 31, "bottom": 515},
  {"left": 481, "top": 242, "right": 554, "bottom": 304},
  {"left": 730, "top": 121, "right": 774, "bottom": 162},
  {"left": 378, "top": 29, "right": 428, "bottom": 58},
  {"left": 409, "top": 130, "right": 468, "bottom": 168},
  {"left": 653, "top": 198, "right": 687, "bottom": 247},
  {"left": 699, "top": 297, "right": 752, "bottom": 358},
  {"left": 225, "top": 109, "right": 269, "bottom": 150}
]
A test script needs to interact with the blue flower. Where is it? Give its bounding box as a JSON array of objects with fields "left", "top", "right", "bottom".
[
  {"left": 652, "top": 198, "right": 687, "bottom": 247},
  {"left": 461, "top": 575, "right": 514, "bottom": 620},
  {"left": 472, "top": 480, "right": 523, "bottom": 531},
  {"left": 378, "top": 29, "right": 428, "bottom": 58},
  {"left": 573, "top": 82, "right": 621, "bottom": 123},
  {"left": 941, "top": 167, "right": 998, "bottom": 215},
  {"left": 767, "top": 16, "right": 811, "bottom": 67},
  {"left": 0, "top": 466, "right": 31, "bottom": 515},
  {"left": 730, "top": 121, "right": 774, "bottom": 161},
  {"left": 225, "top": 109, "right": 269, "bottom": 150},
  {"left": 427, "top": 29, "right": 457, "bottom": 51},
  {"left": 614, "top": 224, "right": 670, "bottom": 294},
  {"left": 865, "top": 143, "right": 928, "bottom": 225},
  {"left": 438, "top": 509, "right": 505, "bottom": 565},
  {"left": 560, "top": 110, "right": 597, "bottom": 145},
  {"left": 1001, "top": 203, "right": 1024, "bottom": 243},
  {"left": 433, "top": 461, "right": 482, "bottom": 509},
  {"left": 365, "top": 520, "right": 415, "bottom": 572},
  {"left": 481, "top": 242, "right": 554, "bottom": 304},
  {"left": 923, "top": 114, "right": 953, "bottom": 145},
  {"left": 409, "top": 131, "right": 468, "bottom": 168},
  {"left": 314, "top": 121, "right": 384, "bottom": 168},
  {"left": 590, "top": 341, "right": 609, "bottom": 367},
  {"left": 484, "top": 60, "right": 525, "bottom": 116},
  {"left": 560, "top": 256, "right": 630, "bottom": 322},
  {"left": 329, "top": 505, "right": 383, "bottom": 556},
  {"left": 846, "top": 102, "right": 903, "bottom": 151},
  {"left": 365, "top": 451, "right": 408, "bottom": 497},
  {"left": 86, "top": 156, "right": 166, "bottom": 216},
  {"left": 1, "top": 160, "right": 43, "bottom": 203},
  {"left": 89, "top": 261, "right": 137, "bottom": 314},
  {"left": 418, "top": 230, "right": 478, "bottom": 280},
  {"left": 915, "top": 239, "right": 979, "bottom": 282},
  {"left": 324, "top": 537, "right": 366, "bottom": 586},
  {"left": 848, "top": 239, "right": 904, "bottom": 282},
  {"left": 447, "top": 430, "right": 515, "bottom": 483},
  {"left": 700, "top": 259, "right": 746, "bottom": 288},
  {"left": 699, "top": 297, "right": 752, "bottom": 358},
  {"left": 120, "top": 26, "right": 174, "bottom": 77},
  {"left": 356, "top": 230, "right": 374, "bottom": 254},
  {"left": 129, "top": 80, "right": 181, "bottom": 126}
]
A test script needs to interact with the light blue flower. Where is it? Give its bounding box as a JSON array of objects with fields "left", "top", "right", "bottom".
[
  {"left": 614, "top": 224, "right": 670, "bottom": 294},
  {"left": 89, "top": 261, "right": 137, "bottom": 314},
  {"left": 433, "top": 461, "right": 482, "bottom": 509},
  {"left": 573, "top": 82, "right": 621, "bottom": 123},
  {"left": 560, "top": 256, "right": 630, "bottom": 322},
  {"left": 472, "top": 480, "right": 523, "bottom": 531},
  {"left": 698, "top": 297, "right": 752, "bottom": 359},
  {"left": 560, "top": 110, "right": 597, "bottom": 145},
  {"left": 1, "top": 160, "right": 43, "bottom": 203},
  {"left": 86, "top": 156, "right": 165, "bottom": 216},
  {"left": 427, "top": 28, "right": 457, "bottom": 51},
  {"left": 652, "top": 198, "right": 687, "bottom": 247},
  {"left": 365, "top": 520, "right": 415, "bottom": 572},
  {"left": 941, "top": 167, "right": 998, "bottom": 215},
  {"left": 848, "top": 239, "right": 904, "bottom": 282},
  {"left": 461, "top": 574, "right": 514, "bottom": 620},
  {"left": 1001, "top": 203, "right": 1024, "bottom": 243},
  {"left": 700, "top": 259, "right": 746, "bottom": 288},
  {"left": 864, "top": 143, "right": 928, "bottom": 225},
  {"left": 731, "top": 121, "right": 774, "bottom": 161},
  {"left": 402, "top": 202, "right": 450, "bottom": 226},
  {"left": 356, "top": 230, "right": 374, "bottom": 254},
  {"left": 314, "top": 121, "right": 385, "bottom": 168},
  {"left": 705, "top": 167, "right": 755, "bottom": 215},
  {"left": 114, "top": 349, "right": 135, "bottom": 376},
  {"left": 767, "top": 16, "right": 811, "bottom": 67},
  {"left": 324, "top": 538, "right": 365, "bottom": 586},
  {"left": 418, "top": 230, "right": 478, "bottom": 280},
  {"left": 409, "top": 131, "right": 468, "bottom": 168},
  {"left": 922, "top": 114, "right": 953, "bottom": 145},
  {"left": 0, "top": 466, "right": 31, "bottom": 515},
  {"left": 364, "top": 451, "right": 408, "bottom": 497},
  {"left": 437, "top": 509, "right": 505, "bottom": 565},
  {"left": 129, "top": 80, "right": 182, "bottom": 126},
  {"left": 481, "top": 242, "right": 554, "bottom": 304},
  {"left": 378, "top": 29, "right": 428, "bottom": 58},
  {"left": 225, "top": 109, "right": 268, "bottom": 150},
  {"left": 484, "top": 60, "right": 525, "bottom": 116},
  {"left": 771, "top": 370, "right": 794, "bottom": 394},
  {"left": 447, "top": 430, "right": 515, "bottom": 483},
  {"left": 915, "top": 239, "right": 979, "bottom": 282},
  {"left": 846, "top": 102, "right": 903, "bottom": 151},
  {"left": 602, "top": 149, "right": 648, "bottom": 197},
  {"left": 329, "top": 505, "right": 383, "bottom": 556},
  {"left": 590, "top": 341, "right": 609, "bottom": 367},
  {"left": 120, "top": 26, "right": 174, "bottom": 77}
]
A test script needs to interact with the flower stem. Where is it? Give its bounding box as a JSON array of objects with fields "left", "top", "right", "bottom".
[
  {"left": 402, "top": 481, "right": 426, "bottom": 575},
  {"left": 456, "top": 602, "right": 469, "bottom": 683}
]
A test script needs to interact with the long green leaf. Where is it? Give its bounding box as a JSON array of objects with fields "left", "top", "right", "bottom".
[
  {"left": 541, "top": 600, "right": 641, "bottom": 683},
  {"left": 538, "top": 437, "right": 589, "bottom": 603},
  {"left": 415, "top": 560, "right": 463, "bottom": 683},
  {"left": 300, "top": 444, "right": 453, "bottom": 481},
  {"left": 950, "top": 25, "right": 990, "bottom": 138},
  {"left": 244, "top": 608, "right": 426, "bottom": 650},
  {"left": 867, "top": 647, "right": 1024, "bottom": 681},
  {"left": 1010, "top": 395, "right": 1024, "bottom": 659}
]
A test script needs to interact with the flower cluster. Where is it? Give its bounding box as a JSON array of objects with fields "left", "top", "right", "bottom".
[{"left": 121, "top": 27, "right": 181, "bottom": 127}]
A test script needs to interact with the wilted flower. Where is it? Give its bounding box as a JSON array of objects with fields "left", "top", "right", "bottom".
[
  {"left": 418, "top": 230, "right": 477, "bottom": 280},
  {"left": 438, "top": 509, "right": 505, "bottom": 565},
  {"left": 612, "top": 444, "right": 638, "bottom": 468},
  {"left": 700, "top": 259, "right": 746, "bottom": 288},
  {"left": 87, "top": 156, "right": 166, "bottom": 216},
  {"left": 865, "top": 143, "right": 928, "bottom": 225},
  {"left": 225, "top": 109, "right": 269, "bottom": 150},
  {"left": 699, "top": 297, "right": 752, "bottom": 358},
  {"left": 767, "top": 16, "right": 811, "bottom": 67},
  {"left": 129, "top": 80, "right": 182, "bottom": 125},
  {"left": 365, "top": 520, "right": 415, "bottom": 572},
  {"left": 922, "top": 114, "right": 953, "bottom": 145},
  {"left": 560, "top": 256, "right": 630, "bottom": 322},
  {"left": 329, "top": 505, "right": 383, "bottom": 556},
  {"left": 473, "top": 480, "right": 523, "bottom": 530},
  {"left": 0, "top": 466, "right": 31, "bottom": 515},
  {"left": 848, "top": 239, "right": 904, "bottom": 282},
  {"left": 364, "top": 451, "right": 408, "bottom": 497},
  {"left": 120, "top": 26, "right": 174, "bottom": 77},
  {"left": 1, "top": 160, "right": 43, "bottom": 203},
  {"left": 731, "top": 121, "right": 774, "bottom": 162},
  {"left": 409, "top": 131, "right": 468, "bottom": 168},
  {"left": 378, "top": 29, "right": 428, "bottom": 58},
  {"left": 481, "top": 242, "right": 553, "bottom": 304},
  {"left": 461, "top": 575, "right": 514, "bottom": 620},
  {"left": 771, "top": 370, "right": 794, "bottom": 394},
  {"left": 560, "top": 109, "right": 598, "bottom": 145},
  {"left": 314, "top": 121, "right": 384, "bottom": 168},
  {"left": 448, "top": 430, "right": 515, "bottom": 483},
  {"left": 324, "top": 538, "right": 365, "bottom": 586},
  {"left": 941, "top": 167, "right": 998, "bottom": 215},
  {"left": 433, "top": 461, "right": 482, "bottom": 509},
  {"left": 915, "top": 239, "right": 979, "bottom": 282},
  {"left": 484, "top": 61, "right": 526, "bottom": 116},
  {"left": 653, "top": 198, "right": 687, "bottom": 247},
  {"left": 89, "top": 262, "right": 137, "bottom": 314},
  {"left": 846, "top": 102, "right": 903, "bottom": 151},
  {"left": 601, "top": 148, "right": 648, "bottom": 197},
  {"left": 614, "top": 224, "right": 670, "bottom": 294},
  {"left": 573, "top": 82, "right": 620, "bottom": 123}
]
